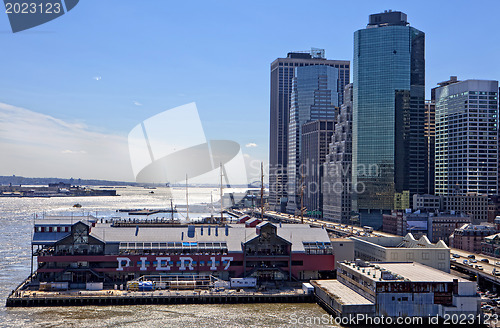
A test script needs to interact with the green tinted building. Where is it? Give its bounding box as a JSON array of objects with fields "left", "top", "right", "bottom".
[{"left": 352, "top": 11, "right": 426, "bottom": 228}]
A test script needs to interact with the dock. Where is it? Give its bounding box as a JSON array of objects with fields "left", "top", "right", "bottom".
[
  {"left": 6, "top": 288, "right": 313, "bottom": 307},
  {"left": 311, "top": 280, "right": 375, "bottom": 317}
]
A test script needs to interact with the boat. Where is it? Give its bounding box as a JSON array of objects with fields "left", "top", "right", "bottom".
[{"left": 73, "top": 203, "right": 82, "bottom": 208}]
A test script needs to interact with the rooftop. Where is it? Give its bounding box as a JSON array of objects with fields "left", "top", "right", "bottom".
[
  {"left": 352, "top": 233, "right": 448, "bottom": 249},
  {"left": 340, "top": 261, "right": 468, "bottom": 283},
  {"left": 312, "top": 279, "right": 374, "bottom": 305}
]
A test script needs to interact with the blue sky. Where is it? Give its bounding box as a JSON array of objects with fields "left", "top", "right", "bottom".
[{"left": 1, "top": 0, "right": 499, "bottom": 181}]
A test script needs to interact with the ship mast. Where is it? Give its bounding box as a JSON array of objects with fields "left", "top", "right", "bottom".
[
  {"left": 300, "top": 165, "right": 305, "bottom": 224},
  {"left": 186, "top": 174, "right": 189, "bottom": 220},
  {"left": 260, "top": 162, "right": 264, "bottom": 219},
  {"left": 220, "top": 163, "right": 223, "bottom": 224},
  {"left": 210, "top": 191, "right": 214, "bottom": 222}
]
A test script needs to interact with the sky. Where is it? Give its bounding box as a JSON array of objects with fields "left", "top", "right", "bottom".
[{"left": 1, "top": 0, "right": 499, "bottom": 183}]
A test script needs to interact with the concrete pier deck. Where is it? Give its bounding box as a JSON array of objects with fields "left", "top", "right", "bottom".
[
  {"left": 311, "top": 280, "right": 375, "bottom": 317},
  {"left": 6, "top": 288, "right": 314, "bottom": 307}
]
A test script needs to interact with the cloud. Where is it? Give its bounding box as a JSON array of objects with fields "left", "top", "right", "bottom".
[
  {"left": 0, "top": 102, "right": 133, "bottom": 181},
  {"left": 93, "top": 76, "right": 102, "bottom": 81},
  {"left": 133, "top": 101, "right": 143, "bottom": 106},
  {"left": 245, "top": 143, "right": 257, "bottom": 148}
]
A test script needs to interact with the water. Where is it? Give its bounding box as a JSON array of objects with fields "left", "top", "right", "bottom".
[{"left": 0, "top": 186, "right": 333, "bottom": 327}]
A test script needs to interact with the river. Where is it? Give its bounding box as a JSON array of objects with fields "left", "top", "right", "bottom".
[{"left": 0, "top": 186, "right": 334, "bottom": 327}]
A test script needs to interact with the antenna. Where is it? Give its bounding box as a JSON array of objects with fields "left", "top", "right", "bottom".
[{"left": 186, "top": 174, "right": 189, "bottom": 220}]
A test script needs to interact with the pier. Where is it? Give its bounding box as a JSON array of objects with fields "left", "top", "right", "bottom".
[{"left": 6, "top": 288, "right": 313, "bottom": 307}]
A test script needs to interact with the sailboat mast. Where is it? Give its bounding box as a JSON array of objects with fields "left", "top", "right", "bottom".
[
  {"left": 220, "top": 163, "right": 223, "bottom": 224},
  {"left": 186, "top": 174, "right": 189, "bottom": 220},
  {"left": 260, "top": 162, "right": 264, "bottom": 219},
  {"left": 210, "top": 191, "right": 214, "bottom": 221}
]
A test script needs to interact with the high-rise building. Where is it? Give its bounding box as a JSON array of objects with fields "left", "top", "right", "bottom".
[
  {"left": 269, "top": 49, "right": 349, "bottom": 212},
  {"left": 425, "top": 100, "right": 435, "bottom": 194},
  {"left": 301, "top": 120, "right": 335, "bottom": 218},
  {"left": 286, "top": 65, "right": 340, "bottom": 214},
  {"left": 323, "top": 83, "right": 353, "bottom": 223},
  {"left": 352, "top": 11, "right": 426, "bottom": 229},
  {"left": 434, "top": 79, "right": 499, "bottom": 196}
]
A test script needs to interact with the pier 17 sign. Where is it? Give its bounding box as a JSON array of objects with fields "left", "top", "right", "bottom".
[{"left": 115, "top": 256, "right": 234, "bottom": 272}]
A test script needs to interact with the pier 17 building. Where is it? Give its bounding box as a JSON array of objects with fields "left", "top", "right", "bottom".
[{"left": 31, "top": 216, "right": 334, "bottom": 286}]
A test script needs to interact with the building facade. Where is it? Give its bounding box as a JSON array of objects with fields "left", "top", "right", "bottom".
[
  {"left": 286, "top": 65, "right": 340, "bottom": 214},
  {"left": 434, "top": 79, "right": 499, "bottom": 196},
  {"left": 425, "top": 100, "right": 436, "bottom": 194},
  {"left": 269, "top": 49, "right": 349, "bottom": 212},
  {"left": 301, "top": 120, "right": 335, "bottom": 217},
  {"left": 328, "top": 261, "right": 479, "bottom": 318},
  {"left": 351, "top": 233, "right": 450, "bottom": 272},
  {"left": 352, "top": 11, "right": 426, "bottom": 229},
  {"left": 323, "top": 84, "right": 353, "bottom": 223},
  {"left": 449, "top": 223, "right": 498, "bottom": 253},
  {"left": 33, "top": 217, "right": 335, "bottom": 285},
  {"left": 442, "top": 194, "right": 489, "bottom": 224}
]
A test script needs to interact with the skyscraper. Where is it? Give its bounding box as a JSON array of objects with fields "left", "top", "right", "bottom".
[
  {"left": 301, "top": 120, "right": 335, "bottom": 218},
  {"left": 286, "top": 65, "right": 340, "bottom": 214},
  {"left": 269, "top": 49, "right": 349, "bottom": 212},
  {"left": 352, "top": 11, "right": 426, "bottom": 229},
  {"left": 424, "top": 100, "right": 435, "bottom": 195},
  {"left": 323, "top": 83, "right": 353, "bottom": 223},
  {"left": 434, "top": 79, "right": 499, "bottom": 196}
]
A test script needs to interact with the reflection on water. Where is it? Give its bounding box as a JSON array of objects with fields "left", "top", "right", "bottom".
[{"left": 0, "top": 187, "right": 334, "bottom": 327}]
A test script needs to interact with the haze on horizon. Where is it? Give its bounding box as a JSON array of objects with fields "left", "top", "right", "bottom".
[{"left": 1, "top": 0, "right": 499, "bottom": 183}]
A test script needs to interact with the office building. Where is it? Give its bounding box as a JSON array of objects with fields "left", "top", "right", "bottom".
[
  {"left": 443, "top": 194, "right": 489, "bottom": 224},
  {"left": 312, "top": 261, "right": 479, "bottom": 319},
  {"left": 301, "top": 120, "right": 335, "bottom": 217},
  {"left": 351, "top": 233, "right": 450, "bottom": 272},
  {"left": 269, "top": 49, "right": 349, "bottom": 212},
  {"left": 449, "top": 223, "right": 498, "bottom": 253},
  {"left": 286, "top": 65, "right": 340, "bottom": 214},
  {"left": 352, "top": 11, "right": 426, "bottom": 229},
  {"left": 434, "top": 79, "right": 499, "bottom": 196},
  {"left": 323, "top": 84, "right": 353, "bottom": 223},
  {"left": 425, "top": 100, "right": 436, "bottom": 194}
]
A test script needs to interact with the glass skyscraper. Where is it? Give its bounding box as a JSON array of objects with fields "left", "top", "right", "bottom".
[
  {"left": 352, "top": 11, "right": 426, "bottom": 228},
  {"left": 269, "top": 49, "right": 349, "bottom": 212},
  {"left": 286, "top": 65, "right": 339, "bottom": 213},
  {"left": 434, "top": 79, "right": 499, "bottom": 196}
]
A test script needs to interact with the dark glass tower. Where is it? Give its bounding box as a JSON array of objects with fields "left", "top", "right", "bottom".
[
  {"left": 352, "top": 11, "right": 426, "bottom": 228},
  {"left": 269, "top": 49, "right": 349, "bottom": 212},
  {"left": 286, "top": 65, "right": 339, "bottom": 214}
]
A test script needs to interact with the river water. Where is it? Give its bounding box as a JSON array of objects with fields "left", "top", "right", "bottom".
[{"left": 0, "top": 186, "right": 334, "bottom": 327}]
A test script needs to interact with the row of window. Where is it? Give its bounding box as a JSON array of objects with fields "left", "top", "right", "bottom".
[{"left": 35, "top": 226, "right": 70, "bottom": 233}]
